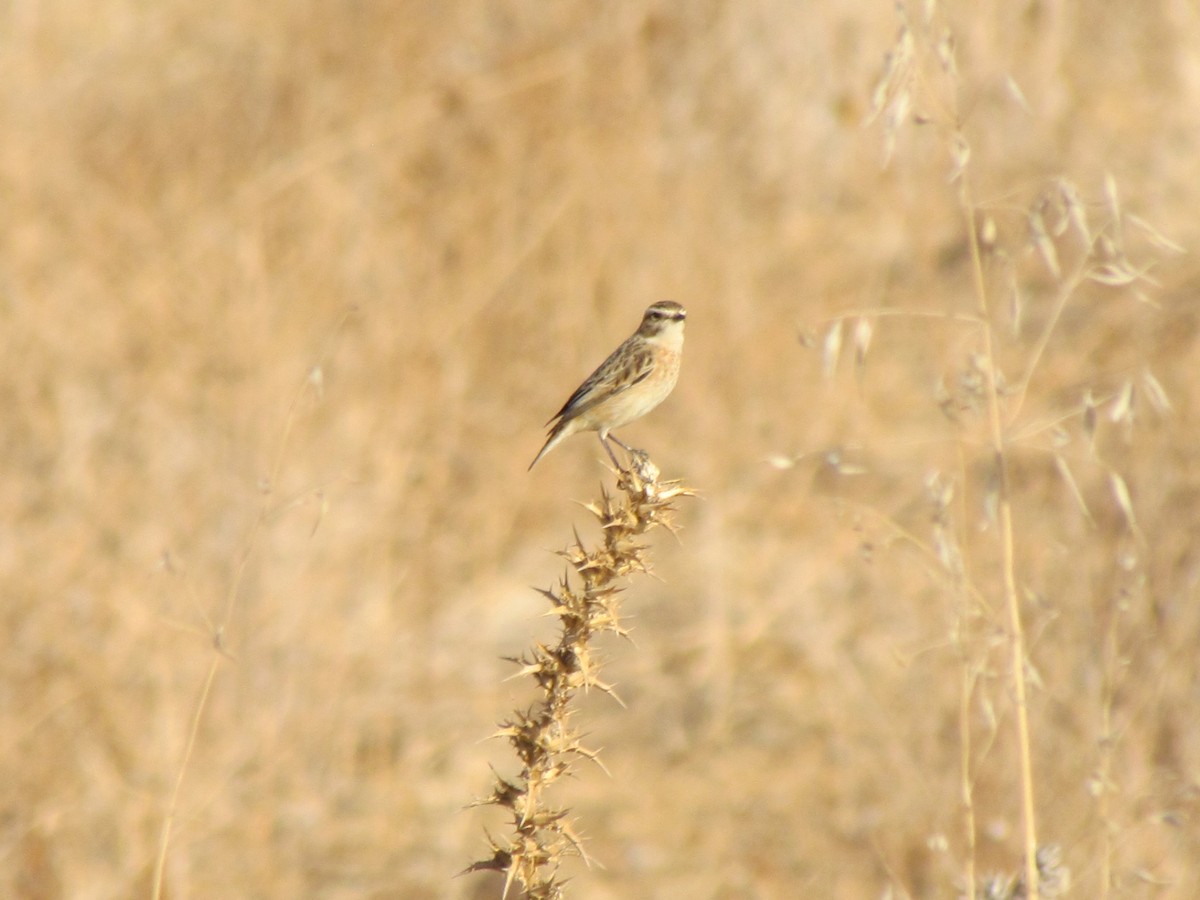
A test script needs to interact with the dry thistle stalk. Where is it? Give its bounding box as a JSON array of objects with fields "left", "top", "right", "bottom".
[{"left": 466, "top": 453, "right": 691, "bottom": 899}]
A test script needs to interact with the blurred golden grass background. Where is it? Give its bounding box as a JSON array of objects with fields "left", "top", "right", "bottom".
[{"left": 4, "top": 1, "right": 1200, "bottom": 897}]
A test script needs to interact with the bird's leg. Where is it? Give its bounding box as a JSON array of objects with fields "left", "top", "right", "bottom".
[
  {"left": 606, "top": 433, "right": 650, "bottom": 470},
  {"left": 604, "top": 434, "right": 652, "bottom": 472},
  {"left": 608, "top": 433, "right": 635, "bottom": 454},
  {"left": 598, "top": 432, "right": 625, "bottom": 469}
]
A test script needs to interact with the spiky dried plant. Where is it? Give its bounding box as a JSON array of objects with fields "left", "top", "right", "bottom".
[{"left": 465, "top": 453, "right": 692, "bottom": 899}]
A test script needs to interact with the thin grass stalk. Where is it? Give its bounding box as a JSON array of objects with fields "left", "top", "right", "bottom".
[
  {"left": 151, "top": 312, "right": 353, "bottom": 900},
  {"left": 959, "top": 174, "right": 1040, "bottom": 900},
  {"left": 959, "top": 659, "right": 977, "bottom": 900}
]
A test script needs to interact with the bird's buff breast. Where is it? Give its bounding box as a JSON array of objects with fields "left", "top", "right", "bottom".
[{"left": 576, "top": 347, "right": 681, "bottom": 431}]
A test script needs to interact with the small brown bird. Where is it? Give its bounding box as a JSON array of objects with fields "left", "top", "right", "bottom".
[{"left": 529, "top": 301, "right": 686, "bottom": 470}]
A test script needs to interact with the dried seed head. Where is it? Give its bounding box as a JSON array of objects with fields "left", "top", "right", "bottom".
[
  {"left": 948, "top": 133, "right": 971, "bottom": 183},
  {"left": 1029, "top": 202, "right": 1061, "bottom": 278},
  {"left": 1109, "top": 380, "right": 1135, "bottom": 425},
  {"left": 853, "top": 317, "right": 875, "bottom": 371},
  {"left": 822, "top": 320, "right": 844, "bottom": 380},
  {"left": 1004, "top": 74, "right": 1032, "bottom": 113},
  {"left": 1082, "top": 389, "right": 1098, "bottom": 449},
  {"left": 979, "top": 215, "right": 998, "bottom": 251},
  {"left": 1141, "top": 368, "right": 1172, "bottom": 416}
]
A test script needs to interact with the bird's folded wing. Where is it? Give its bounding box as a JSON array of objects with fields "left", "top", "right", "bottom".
[{"left": 546, "top": 344, "right": 654, "bottom": 425}]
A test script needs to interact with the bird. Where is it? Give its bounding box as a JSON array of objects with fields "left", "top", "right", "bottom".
[{"left": 529, "top": 300, "right": 686, "bottom": 470}]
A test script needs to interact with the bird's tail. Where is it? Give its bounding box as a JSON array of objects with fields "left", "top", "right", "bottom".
[{"left": 528, "top": 420, "right": 570, "bottom": 470}]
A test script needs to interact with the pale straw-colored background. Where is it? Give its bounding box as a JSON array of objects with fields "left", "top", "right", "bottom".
[{"left": 5, "top": 2, "right": 1200, "bottom": 897}]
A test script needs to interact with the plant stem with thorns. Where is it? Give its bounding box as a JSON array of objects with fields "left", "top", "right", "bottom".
[{"left": 466, "top": 453, "right": 691, "bottom": 899}]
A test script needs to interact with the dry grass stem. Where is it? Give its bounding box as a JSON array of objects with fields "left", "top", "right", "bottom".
[
  {"left": 855, "top": 3, "right": 1184, "bottom": 896},
  {"left": 151, "top": 314, "right": 351, "bottom": 900}
]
